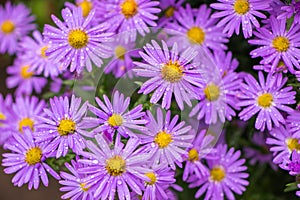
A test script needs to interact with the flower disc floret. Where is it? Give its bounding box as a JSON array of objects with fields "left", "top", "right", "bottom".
[
  {"left": 161, "top": 61, "right": 183, "bottom": 83},
  {"left": 145, "top": 172, "right": 157, "bottom": 185},
  {"left": 57, "top": 119, "right": 76, "bottom": 136},
  {"left": 188, "top": 148, "right": 199, "bottom": 162},
  {"left": 1, "top": 20, "right": 15, "bottom": 34},
  {"left": 287, "top": 138, "right": 300, "bottom": 151},
  {"left": 108, "top": 113, "right": 124, "bottom": 127},
  {"left": 154, "top": 131, "right": 173, "bottom": 148},
  {"left": 121, "top": 0, "right": 138, "bottom": 19},
  {"left": 187, "top": 27, "right": 205, "bottom": 45},
  {"left": 78, "top": 0, "right": 92, "bottom": 17},
  {"left": 272, "top": 36, "right": 290, "bottom": 52},
  {"left": 234, "top": 0, "right": 250, "bottom": 15},
  {"left": 19, "top": 117, "right": 34, "bottom": 132},
  {"left": 204, "top": 83, "right": 220, "bottom": 102},
  {"left": 68, "top": 29, "right": 88, "bottom": 49},
  {"left": 25, "top": 147, "right": 42, "bottom": 165},
  {"left": 257, "top": 93, "right": 273, "bottom": 108},
  {"left": 105, "top": 155, "right": 126, "bottom": 176}
]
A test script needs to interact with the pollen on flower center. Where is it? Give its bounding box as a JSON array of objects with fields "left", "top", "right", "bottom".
[
  {"left": 233, "top": 0, "right": 250, "bottom": 15},
  {"left": 272, "top": 36, "right": 290, "bottom": 52},
  {"left": 19, "top": 117, "right": 34, "bottom": 133},
  {"left": 25, "top": 147, "right": 42, "bottom": 165},
  {"left": 0, "top": 113, "right": 6, "bottom": 120},
  {"left": 154, "top": 131, "right": 173, "bottom": 148},
  {"left": 106, "top": 155, "right": 126, "bottom": 176},
  {"left": 40, "top": 46, "right": 48, "bottom": 58},
  {"left": 165, "top": 6, "right": 175, "bottom": 18},
  {"left": 20, "top": 66, "right": 34, "bottom": 79},
  {"left": 210, "top": 166, "right": 226, "bottom": 182},
  {"left": 145, "top": 172, "right": 157, "bottom": 185},
  {"left": 68, "top": 29, "right": 89, "bottom": 49},
  {"left": 80, "top": 182, "right": 90, "bottom": 192},
  {"left": 187, "top": 26, "right": 205, "bottom": 45},
  {"left": 286, "top": 138, "right": 300, "bottom": 152},
  {"left": 115, "top": 46, "right": 126, "bottom": 60},
  {"left": 188, "top": 148, "right": 199, "bottom": 162},
  {"left": 77, "top": 0, "right": 92, "bottom": 17},
  {"left": 257, "top": 93, "right": 273, "bottom": 108},
  {"left": 108, "top": 113, "right": 123, "bottom": 127},
  {"left": 204, "top": 83, "right": 220, "bottom": 101},
  {"left": 121, "top": 0, "right": 138, "bottom": 19},
  {"left": 161, "top": 60, "right": 183, "bottom": 83},
  {"left": 57, "top": 119, "right": 76, "bottom": 136},
  {"left": 1, "top": 20, "right": 15, "bottom": 34}
]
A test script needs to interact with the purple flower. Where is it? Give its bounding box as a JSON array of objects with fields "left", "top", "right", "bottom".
[
  {"left": 2, "top": 128, "right": 60, "bottom": 190},
  {"left": 6, "top": 58, "right": 47, "bottom": 96},
  {"left": 35, "top": 95, "right": 89, "bottom": 158},
  {"left": 0, "top": 2, "right": 35, "bottom": 54},
  {"left": 18, "top": 30, "right": 61, "bottom": 77},
  {"left": 249, "top": 16, "right": 300, "bottom": 74},
  {"left": 188, "top": 144, "right": 249, "bottom": 200},
  {"left": 278, "top": 0, "right": 300, "bottom": 24},
  {"left": 65, "top": 0, "right": 94, "bottom": 18},
  {"left": 238, "top": 72, "right": 296, "bottom": 131},
  {"left": 157, "top": 0, "right": 184, "bottom": 28},
  {"left": 84, "top": 90, "right": 147, "bottom": 140},
  {"left": 210, "top": 0, "right": 270, "bottom": 38},
  {"left": 134, "top": 40, "right": 203, "bottom": 110},
  {"left": 0, "top": 94, "right": 14, "bottom": 145},
  {"left": 165, "top": 4, "right": 228, "bottom": 52},
  {"left": 78, "top": 134, "right": 151, "bottom": 200},
  {"left": 280, "top": 150, "right": 300, "bottom": 175},
  {"left": 43, "top": 7, "right": 113, "bottom": 73},
  {"left": 139, "top": 107, "right": 193, "bottom": 170}
]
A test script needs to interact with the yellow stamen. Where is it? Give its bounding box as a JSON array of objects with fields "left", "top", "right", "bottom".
[
  {"left": 257, "top": 93, "right": 273, "bottom": 108},
  {"left": 272, "top": 36, "right": 290, "bottom": 52},
  {"left": 204, "top": 83, "right": 220, "bottom": 102},
  {"left": 20, "top": 66, "right": 34, "bottom": 79},
  {"left": 233, "top": 0, "right": 250, "bottom": 15},
  {"left": 188, "top": 148, "right": 199, "bottom": 162},
  {"left": 121, "top": 0, "right": 138, "bottom": 19},
  {"left": 18, "top": 117, "right": 34, "bottom": 133},
  {"left": 40, "top": 46, "right": 48, "bottom": 58},
  {"left": 106, "top": 155, "right": 126, "bottom": 176},
  {"left": 108, "top": 114, "right": 123, "bottom": 127},
  {"left": 165, "top": 6, "right": 175, "bottom": 18},
  {"left": 115, "top": 46, "right": 126, "bottom": 60},
  {"left": 1, "top": 20, "right": 15, "bottom": 34},
  {"left": 187, "top": 27, "right": 205, "bottom": 45},
  {"left": 286, "top": 138, "right": 300, "bottom": 152},
  {"left": 57, "top": 119, "right": 76, "bottom": 136},
  {"left": 161, "top": 60, "right": 183, "bottom": 83},
  {"left": 77, "top": 0, "right": 92, "bottom": 17},
  {"left": 68, "top": 29, "right": 89, "bottom": 49},
  {"left": 154, "top": 131, "right": 173, "bottom": 148},
  {"left": 80, "top": 182, "right": 90, "bottom": 192},
  {"left": 145, "top": 172, "right": 157, "bottom": 185},
  {"left": 25, "top": 147, "right": 42, "bottom": 165},
  {"left": 210, "top": 166, "right": 226, "bottom": 182}
]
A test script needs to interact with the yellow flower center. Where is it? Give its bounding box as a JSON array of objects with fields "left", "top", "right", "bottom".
[
  {"left": 188, "top": 148, "right": 199, "bottom": 162},
  {"left": 161, "top": 60, "right": 183, "bottom": 83},
  {"left": 115, "top": 46, "right": 126, "bottom": 60},
  {"left": 272, "top": 36, "right": 290, "bottom": 52},
  {"left": 257, "top": 93, "right": 273, "bottom": 108},
  {"left": 233, "top": 0, "right": 250, "bottom": 15},
  {"left": 106, "top": 155, "right": 126, "bottom": 176},
  {"left": 0, "top": 113, "right": 6, "bottom": 120},
  {"left": 154, "top": 131, "right": 173, "bottom": 148},
  {"left": 121, "top": 0, "right": 138, "bottom": 19},
  {"left": 165, "top": 6, "right": 175, "bottom": 18},
  {"left": 1, "top": 20, "right": 15, "bottom": 34},
  {"left": 187, "top": 26, "right": 205, "bottom": 45},
  {"left": 18, "top": 117, "right": 34, "bottom": 133},
  {"left": 286, "top": 138, "right": 300, "bottom": 151},
  {"left": 25, "top": 147, "right": 42, "bottom": 165},
  {"left": 40, "top": 46, "right": 48, "bottom": 58},
  {"left": 145, "top": 172, "right": 157, "bottom": 185},
  {"left": 108, "top": 114, "right": 123, "bottom": 127},
  {"left": 68, "top": 29, "right": 89, "bottom": 49},
  {"left": 57, "top": 119, "right": 76, "bottom": 136},
  {"left": 20, "top": 66, "right": 34, "bottom": 79},
  {"left": 210, "top": 166, "right": 226, "bottom": 182},
  {"left": 80, "top": 182, "right": 90, "bottom": 192},
  {"left": 77, "top": 0, "right": 92, "bottom": 17},
  {"left": 204, "top": 83, "right": 220, "bottom": 102}
]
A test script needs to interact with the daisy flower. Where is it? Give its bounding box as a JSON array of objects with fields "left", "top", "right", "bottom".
[
  {"left": 165, "top": 4, "right": 228, "bottom": 52},
  {"left": 43, "top": 7, "right": 113, "bottom": 73},
  {"left": 78, "top": 134, "right": 151, "bottom": 200},
  {"left": 157, "top": 0, "right": 184, "bottom": 28},
  {"left": 134, "top": 40, "right": 203, "bottom": 110},
  {"left": 18, "top": 30, "right": 61, "bottom": 77},
  {"left": 2, "top": 128, "right": 60, "bottom": 190},
  {"left": 0, "top": 2, "right": 35, "bottom": 54},
  {"left": 266, "top": 124, "right": 300, "bottom": 164},
  {"left": 6, "top": 58, "right": 47, "bottom": 96},
  {"left": 84, "top": 90, "right": 147, "bottom": 140},
  {"left": 139, "top": 107, "right": 193, "bottom": 170},
  {"left": 238, "top": 71, "right": 296, "bottom": 131},
  {"left": 249, "top": 16, "right": 300, "bottom": 73},
  {"left": 188, "top": 144, "right": 249, "bottom": 200},
  {"left": 35, "top": 95, "right": 89, "bottom": 158},
  {"left": 278, "top": 0, "right": 300, "bottom": 24},
  {"left": 100, "top": 0, "right": 160, "bottom": 42},
  {"left": 210, "top": 0, "right": 270, "bottom": 38}
]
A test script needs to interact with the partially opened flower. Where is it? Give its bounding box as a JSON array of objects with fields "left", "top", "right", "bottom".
[
  {"left": 157, "top": 0, "right": 184, "bottom": 28},
  {"left": 0, "top": 2, "right": 35, "bottom": 54},
  {"left": 2, "top": 128, "right": 60, "bottom": 190}
]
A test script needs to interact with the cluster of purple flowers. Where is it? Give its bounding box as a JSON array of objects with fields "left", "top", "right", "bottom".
[{"left": 1, "top": 0, "right": 300, "bottom": 199}]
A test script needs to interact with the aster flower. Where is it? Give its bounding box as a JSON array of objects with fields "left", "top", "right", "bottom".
[
  {"left": 100, "top": 0, "right": 160, "bottom": 42},
  {"left": 238, "top": 71, "right": 296, "bottom": 131},
  {"left": 59, "top": 158, "right": 94, "bottom": 200},
  {"left": 157, "top": 0, "right": 184, "bottom": 28},
  {"left": 18, "top": 30, "right": 61, "bottom": 77},
  {"left": 210, "top": 0, "right": 270, "bottom": 38},
  {"left": 0, "top": 2, "right": 35, "bottom": 54},
  {"left": 134, "top": 40, "right": 203, "bottom": 110},
  {"left": 43, "top": 7, "right": 113, "bottom": 73},
  {"left": 139, "top": 107, "right": 193, "bottom": 170},
  {"left": 280, "top": 150, "right": 300, "bottom": 175},
  {"left": 183, "top": 129, "right": 215, "bottom": 181},
  {"left": 65, "top": 0, "right": 94, "bottom": 18},
  {"left": 35, "top": 95, "right": 89, "bottom": 158},
  {"left": 249, "top": 16, "right": 300, "bottom": 73},
  {"left": 2, "top": 128, "right": 60, "bottom": 190},
  {"left": 165, "top": 4, "right": 228, "bottom": 52},
  {"left": 6, "top": 58, "right": 47, "bottom": 96},
  {"left": 84, "top": 90, "right": 147, "bottom": 140},
  {"left": 266, "top": 124, "right": 300, "bottom": 164},
  {"left": 188, "top": 144, "right": 249, "bottom": 200},
  {"left": 78, "top": 134, "right": 151, "bottom": 200},
  {"left": 278, "top": 0, "right": 300, "bottom": 24}
]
